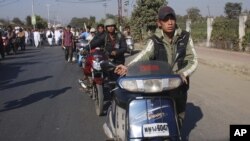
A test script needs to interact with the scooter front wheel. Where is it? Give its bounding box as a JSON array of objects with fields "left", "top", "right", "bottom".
[{"left": 93, "top": 84, "right": 104, "bottom": 116}]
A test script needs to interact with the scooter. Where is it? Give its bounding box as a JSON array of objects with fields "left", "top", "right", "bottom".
[
  {"left": 125, "top": 36, "right": 134, "bottom": 55},
  {"left": 102, "top": 60, "right": 183, "bottom": 141}
]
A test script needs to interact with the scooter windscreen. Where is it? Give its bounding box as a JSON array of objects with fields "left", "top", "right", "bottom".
[{"left": 118, "top": 61, "right": 182, "bottom": 93}]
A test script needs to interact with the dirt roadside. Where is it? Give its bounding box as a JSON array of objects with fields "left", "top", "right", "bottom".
[
  {"left": 134, "top": 42, "right": 250, "bottom": 80},
  {"left": 195, "top": 43, "right": 250, "bottom": 80}
]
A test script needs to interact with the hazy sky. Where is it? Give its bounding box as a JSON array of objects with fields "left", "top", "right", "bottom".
[{"left": 0, "top": 0, "right": 249, "bottom": 24}]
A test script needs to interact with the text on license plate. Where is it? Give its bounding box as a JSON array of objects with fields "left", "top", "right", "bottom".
[{"left": 143, "top": 123, "right": 169, "bottom": 137}]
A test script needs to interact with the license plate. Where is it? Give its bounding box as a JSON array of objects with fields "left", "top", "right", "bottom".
[{"left": 143, "top": 123, "right": 169, "bottom": 137}]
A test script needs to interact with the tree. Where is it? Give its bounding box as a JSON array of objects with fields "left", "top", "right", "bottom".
[
  {"left": 211, "top": 16, "right": 239, "bottom": 50},
  {"left": 186, "top": 7, "right": 202, "bottom": 21},
  {"left": 0, "top": 19, "right": 9, "bottom": 26},
  {"left": 35, "top": 15, "right": 48, "bottom": 29},
  {"left": 130, "top": 0, "right": 167, "bottom": 41},
  {"left": 224, "top": 2, "right": 242, "bottom": 19},
  {"left": 24, "top": 15, "right": 47, "bottom": 29},
  {"left": 69, "top": 16, "right": 96, "bottom": 28},
  {"left": 26, "top": 16, "right": 32, "bottom": 27},
  {"left": 12, "top": 17, "right": 24, "bottom": 26}
]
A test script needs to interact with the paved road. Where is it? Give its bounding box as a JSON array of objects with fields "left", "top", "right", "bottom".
[
  {"left": 0, "top": 46, "right": 106, "bottom": 141},
  {"left": 0, "top": 45, "right": 249, "bottom": 141}
]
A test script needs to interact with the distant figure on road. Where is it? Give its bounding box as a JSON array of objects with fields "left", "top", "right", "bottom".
[
  {"left": 33, "top": 29, "right": 41, "bottom": 48},
  {"left": 54, "top": 28, "right": 62, "bottom": 46},
  {"left": 46, "top": 28, "right": 54, "bottom": 47},
  {"left": 62, "top": 25, "right": 74, "bottom": 63}
]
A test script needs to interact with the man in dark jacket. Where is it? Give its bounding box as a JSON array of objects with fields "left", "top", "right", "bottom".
[
  {"left": 89, "top": 18, "right": 127, "bottom": 65},
  {"left": 78, "top": 18, "right": 127, "bottom": 89},
  {"left": 115, "top": 5, "right": 198, "bottom": 129}
]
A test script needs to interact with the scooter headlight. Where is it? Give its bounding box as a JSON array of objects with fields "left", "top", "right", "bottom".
[
  {"left": 92, "top": 60, "right": 102, "bottom": 71},
  {"left": 119, "top": 77, "right": 182, "bottom": 93}
]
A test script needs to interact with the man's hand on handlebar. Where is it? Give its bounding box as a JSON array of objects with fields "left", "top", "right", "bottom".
[{"left": 114, "top": 65, "right": 128, "bottom": 76}]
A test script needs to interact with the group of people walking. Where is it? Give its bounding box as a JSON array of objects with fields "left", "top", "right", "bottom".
[{"left": 0, "top": 25, "right": 65, "bottom": 60}]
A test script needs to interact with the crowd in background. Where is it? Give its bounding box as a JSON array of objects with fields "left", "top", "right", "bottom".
[{"left": 0, "top": 24, "right": 131, "bottom": 62}]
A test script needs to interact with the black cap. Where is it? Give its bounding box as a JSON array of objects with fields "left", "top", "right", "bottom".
[{"left": 158, "top": 6, "right": 176, "bottom": 20}]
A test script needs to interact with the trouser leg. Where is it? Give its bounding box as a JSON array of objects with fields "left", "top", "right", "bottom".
[
  {"left": 170, "top": 86, "right": 188, "bottom": 129},
  {"left": 69, "top": 47, "right": 73, "bottom": 62},
  {"left": 65, "top": 47, "right": 69, "bottom": 61}
]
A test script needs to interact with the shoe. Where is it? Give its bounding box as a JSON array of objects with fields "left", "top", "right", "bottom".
[{"left": 78, "top": 79, "right": 89, "bottom": 89}]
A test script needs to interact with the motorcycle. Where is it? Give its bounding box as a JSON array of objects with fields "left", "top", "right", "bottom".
[
  {"left": 84, "top": 47, "right": 110, "bottom": 116},
  {"left": 102, "top": 60, "right": 183, "bottom": 141},
  {"left": 125, "top": 36, "right": 134, "bottom": 55},
  {"left": 75, "top": 39, "right": 89, "bottom": 67}
]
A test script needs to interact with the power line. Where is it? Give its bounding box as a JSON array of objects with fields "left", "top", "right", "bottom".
[
  {"left": 55, "top": 0, "right": 111, "bottom": 4},
  {"left": 0, "top": 0, "right": 19, "bottom": 7}
]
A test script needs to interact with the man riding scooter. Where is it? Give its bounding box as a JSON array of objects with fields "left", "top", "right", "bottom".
[{"left": 114, "top": 5, "right": 198, "bottom": 129}]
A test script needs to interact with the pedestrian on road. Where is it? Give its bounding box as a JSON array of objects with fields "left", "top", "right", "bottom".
[
  {"left": 17, "top": 28, "right": 26, "bottom": 50},
  {"left": 46, "top": 28, "right": 54, "bottom": 47},
  {"left": 62, "top": 25, "right": 74, "bottom": 63},
  {"left": 33, "top": 29, "right": 41, "bottom": 48},
  {"left": 115, "top": 5, "right": 198, "bottom": 129},
  {"left": 54, "top": 27, "right": 62, "bottom": 46}
]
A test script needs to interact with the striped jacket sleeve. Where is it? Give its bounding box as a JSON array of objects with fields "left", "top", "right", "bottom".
[{"left": 178, "top": 36, "right": 198, "bottom": 77}]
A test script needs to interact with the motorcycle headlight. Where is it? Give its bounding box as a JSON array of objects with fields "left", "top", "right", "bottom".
[
  {"left": 118, "top": 76, "right": 182, "bottom": 93},
  {"left": 92, "top": 60, "right": 101, "bottom": 71}
]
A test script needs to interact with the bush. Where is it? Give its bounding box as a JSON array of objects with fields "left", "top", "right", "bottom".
[{"left": 211, "top": 17, "right": 239, "bottom": 50}]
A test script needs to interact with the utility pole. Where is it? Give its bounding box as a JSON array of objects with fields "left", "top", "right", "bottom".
[
  {"left": 118, "top": 0, "right": 122, "bottom": 26},
  {"left": 207, "top": 5, "right": 211, "bottom": 17},
  {"left": 103, "top": 2, "right": 107, "bottom": 16},
  {"left": 46, "top": 4, "right": 50, "bottom": 28},
  {"left": 32, "top": 0, "right": 35, "bottom": 29}
]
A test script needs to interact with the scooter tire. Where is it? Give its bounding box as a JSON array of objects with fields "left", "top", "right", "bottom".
[{"left": 93, "top": 84, "right": 104, "bottom": 116}]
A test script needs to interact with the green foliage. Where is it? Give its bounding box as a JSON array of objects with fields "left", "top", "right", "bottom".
[
  {"left": 224, "top": 2, "right": 242, "bottom": 19},
  {"left": 0, "top": 19, "right": 8, "bottom": 26},
  {"left": 186, "top": 7, "right": 202, "bottom": 21},
  {"left": 12, "top": 17, "right": 24, "bottom": 26},
  {"left": 211, "top": 17, "right": 239, "bottom": 50},
  {"left": 69, "top": 16, "right": 96, "bottom": 28},
  {"left": 35, "top": 15, "right": 48, "bottom": 29},
  {"left": 190, "top": 19, "right": 207, "bottom": 42},
  {"left": 26, "top": 16, "right": 32, "bottom": 27},
  {"left": 130, "top": 0, "right": 167, "bottom": 41}
]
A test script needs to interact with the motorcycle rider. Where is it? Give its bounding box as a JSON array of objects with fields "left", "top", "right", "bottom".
[
  {"left": 86, "top": 27, "right": 96, "bottom": 43},
  {"left": 115, "top": 5, "right": 198, "bottom": 128},
  {"left": 90, "top": 18, "right": 127, "bottom": 65},
  {"left": 123, "top": 25, "right": 131, "bottom": 37},
  {"left": 79, "top": 18, "right": 127, "bottom": 88},
  {"left": 96, "top": 24, "right": 105, "bottom": 36}
]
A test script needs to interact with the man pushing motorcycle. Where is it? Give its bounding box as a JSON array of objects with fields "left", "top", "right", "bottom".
[{"left": 115, "top": 5, "right": 198, "bottom": 128}]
